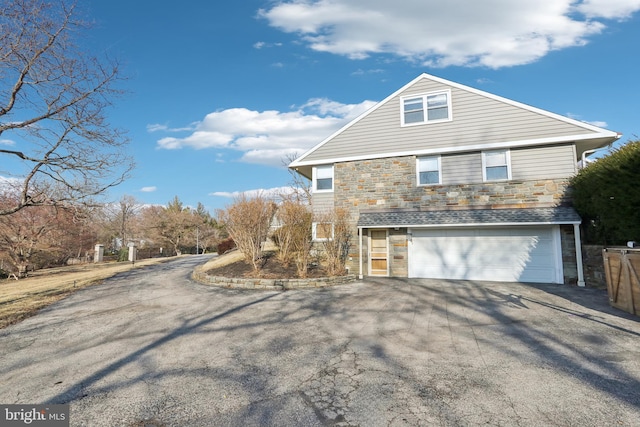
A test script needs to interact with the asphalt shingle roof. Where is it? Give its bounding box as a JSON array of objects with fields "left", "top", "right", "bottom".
[{"left": 356, "top": 207, "right": 581, "bottom": 228}]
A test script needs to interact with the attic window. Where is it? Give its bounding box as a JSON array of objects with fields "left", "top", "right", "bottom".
[
  {"left": 401, "top": 90, "right": 452, "bottom": 126},
  {"left": 403, "top": 97, "right": 424, "bottom": 124}
]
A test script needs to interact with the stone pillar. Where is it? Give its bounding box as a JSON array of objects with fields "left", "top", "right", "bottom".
[
  {"left": 94, "top": 244, "right": 104, "bottom": 263},
  {"left": 128, "top": 245, "right": 137, "bottom": 262}
]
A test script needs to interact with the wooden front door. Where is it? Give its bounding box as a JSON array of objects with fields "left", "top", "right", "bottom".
[{"left": 369, "top": 229, "right": 389, "bottom": 276}]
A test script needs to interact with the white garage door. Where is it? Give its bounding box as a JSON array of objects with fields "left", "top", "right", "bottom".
[{"left": 408, "top": 226, "right": 562, "bottom": 283}]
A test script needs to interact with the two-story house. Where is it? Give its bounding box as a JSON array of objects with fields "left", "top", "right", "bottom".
[{"left": 289, "top": 73, "right": 620, "bottom": 286}]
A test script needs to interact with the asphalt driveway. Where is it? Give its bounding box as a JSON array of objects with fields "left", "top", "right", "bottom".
[{"left": 1, "top": 255, "right": 639, "bottom": 426}]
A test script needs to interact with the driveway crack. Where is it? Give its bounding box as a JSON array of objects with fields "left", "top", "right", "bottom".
[{"left": 300, "top": 342, "right": 359, "bottom": 426}]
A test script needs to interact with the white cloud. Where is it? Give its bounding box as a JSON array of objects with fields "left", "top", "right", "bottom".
[
  {"left": 210, "top": 186, "right": 297, "bottom": 199},
  {"left": 147, "top": 124, "right": 168, "bottom": 132},
  {"left": 577, "top": 0, "right": 640, "bottom": 19},
  {"left": 475, "top": 78, "right": 493, "bottom": 85},
  {"left": 147, "top": 123, "right": 197, "bottom": 133},
  {"left": 258, "top": 0, "right": 640, "bottom": 68},
  {"left": 140, "top": 186, "right": 157, "bottom": 193},
  {"left": 0, "top": 139, "right": 15, "bottom": 146},
  {"left": 254, "top": 41, "right": 283, "bottom": 49},
  {"left": 567, "top": 113, "right": 608, "bottom": 128},
  {"left": 155, "top": 98, "right": 376, "bottom": 166},
  {"left": 586, "top": 120, "right": 608, "bottom": 128},
  {"left": 351, "top": 68, "right": 385, "bottom": 76}
]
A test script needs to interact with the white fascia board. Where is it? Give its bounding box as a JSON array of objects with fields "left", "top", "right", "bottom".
[
  {"left": 359, "top": 220, "right": 581, "bottom": 229},
  {"left": 291, "top": 132, "right": 612, "bottom": 168},
  {"left": 289, "top": 74, "right": 429, "bottom": 168}
]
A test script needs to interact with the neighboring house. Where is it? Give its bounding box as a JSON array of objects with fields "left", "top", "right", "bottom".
[{"left": 289, "top": 73, "right": 620, "bottom": 286}]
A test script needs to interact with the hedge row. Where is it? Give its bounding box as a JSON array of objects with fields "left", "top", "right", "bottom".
[{"left": 571, "top": 140, "right": 640, "bottom": 245}]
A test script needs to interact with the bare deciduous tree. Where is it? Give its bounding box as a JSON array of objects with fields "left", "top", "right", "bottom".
[
  {"left": 141, "top": 197, "right": 198, "bottom": 256},
  {"left": 0, "top": 205, "right": 55, "bottom": 277},
  {"left": 218, "top": 194, "right": 277, "bottom": 272},
  {"left": 282, "top": 153, "right": 311, "bottom": 204},
  {"left": 0, "top": 194, "right": 94, "bottom": 277},
  {"left": 95, "top": 195, "right": 142, "bottom": 250},
  {"left": 0, "top": 0, "right": 133, "bottom": 216},
  {"left": 271, "top": 200, "right": 313, "bottom": 277},
  {"left": 115, "top": 195, "right": 142, "bottom": 248},
  {"left": 315, "top": 208, "right": 352, "bottom": 276}
]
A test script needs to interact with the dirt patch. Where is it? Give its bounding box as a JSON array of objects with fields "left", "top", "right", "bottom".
[{"left": 206, "top": 253, "right": 334, "bottom": 279}]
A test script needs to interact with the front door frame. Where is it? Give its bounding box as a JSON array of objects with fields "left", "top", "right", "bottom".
[{"left": 368, "top": 228, "right": 389, "bottom": 277}]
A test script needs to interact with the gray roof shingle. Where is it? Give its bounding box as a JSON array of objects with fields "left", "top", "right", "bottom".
[{"left": 357, "top": 207, "right": 581, "bottom": 228}]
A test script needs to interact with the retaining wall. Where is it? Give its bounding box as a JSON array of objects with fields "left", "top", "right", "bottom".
[{"left": 192, "top": 270, "right": 356, "bottom": 290}]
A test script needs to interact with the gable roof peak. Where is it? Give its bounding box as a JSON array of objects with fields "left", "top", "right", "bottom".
[{"left": 289, "top": 73, "right": 619, "bottom": 169}]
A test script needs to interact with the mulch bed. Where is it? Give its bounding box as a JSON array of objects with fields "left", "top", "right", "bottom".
[{"left": 206, "top": 254, "right": 334, "bottom": 279}]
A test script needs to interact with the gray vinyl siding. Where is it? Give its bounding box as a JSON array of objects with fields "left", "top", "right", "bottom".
[
  {"left": 441, "top": 152, "right": 482, "bottom": 185},
  {"left": 511, "top": 145, "right": 577, "bottom": 180},
  {"left": 303, "top": 79, "right": 597, "bottom": 163},
  {"left": 437, "top": 145, "right": 575, "bottom": 185},
  {"left": 312, "top": 192, "right": 334, "bottom": 215}
]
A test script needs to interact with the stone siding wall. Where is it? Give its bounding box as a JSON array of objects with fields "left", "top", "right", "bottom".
[
  {"left": 389, "top": 229, "right": 409, "bottom": 277},
  {"left": 560, "top": 225, "right": 578, "bottom": 285},
  {"left": 334, "top": 156, "right": 572, "bottom": 214},
  {"left": 333, "top": 155, "right": 575, "bottom": 279},
  {"left": 582, "top": 244, "right": 606, "bottom": 288}
]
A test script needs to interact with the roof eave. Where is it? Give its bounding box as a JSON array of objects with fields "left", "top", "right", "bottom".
[
  {"left": 290, "top": 131, "right": 620, "bottom": 168},
  {"left": 358, "top": 220, "right": 582, "bottom": 229}
]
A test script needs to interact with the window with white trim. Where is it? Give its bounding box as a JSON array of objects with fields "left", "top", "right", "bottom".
[
  {"left": 313, "top": 164, "right": 333, "bottom": 192},
  {"left": 313, "top": 222, "right": 333, "bottom": 241},
  {"left": 482, "top": 149, "right": 511, "bottom": 181},
  {"left": 401, "top": 90, "right": 452, "bottom": 126},
  {"left": 403, "top": 97, "right": 424, "bottom": 124},
  {"left": 417, "top": 156, "right": 441, "bottom": 185}
]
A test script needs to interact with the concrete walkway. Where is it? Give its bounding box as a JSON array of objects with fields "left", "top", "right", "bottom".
[{"left": 1, "top": 255, "right": 639, "bottom": 426}]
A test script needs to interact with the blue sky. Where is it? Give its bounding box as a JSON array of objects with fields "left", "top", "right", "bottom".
[{"left": 81, "top": 0, "right": 640, "bottom": 214}]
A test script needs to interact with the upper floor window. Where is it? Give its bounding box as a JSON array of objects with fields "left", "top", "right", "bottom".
[
  {"left": 482, "top": 150, "right": 511, "bottom": 181},
  {"left": 403, "top": 97, "right": 424, "bottom": 124},
  {"left": 417, "top": 156, "right": 441, "bottom": 185},
  {"left": 401, "top": 90, "right": 452, "bottom": 126},
  {"left": 313, "top": 164, "right": 333, "bottom": 192}
]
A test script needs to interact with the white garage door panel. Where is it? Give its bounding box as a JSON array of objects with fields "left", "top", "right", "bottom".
[{"left": 409, "top": 226, "right": 560, "bottom": 283}]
